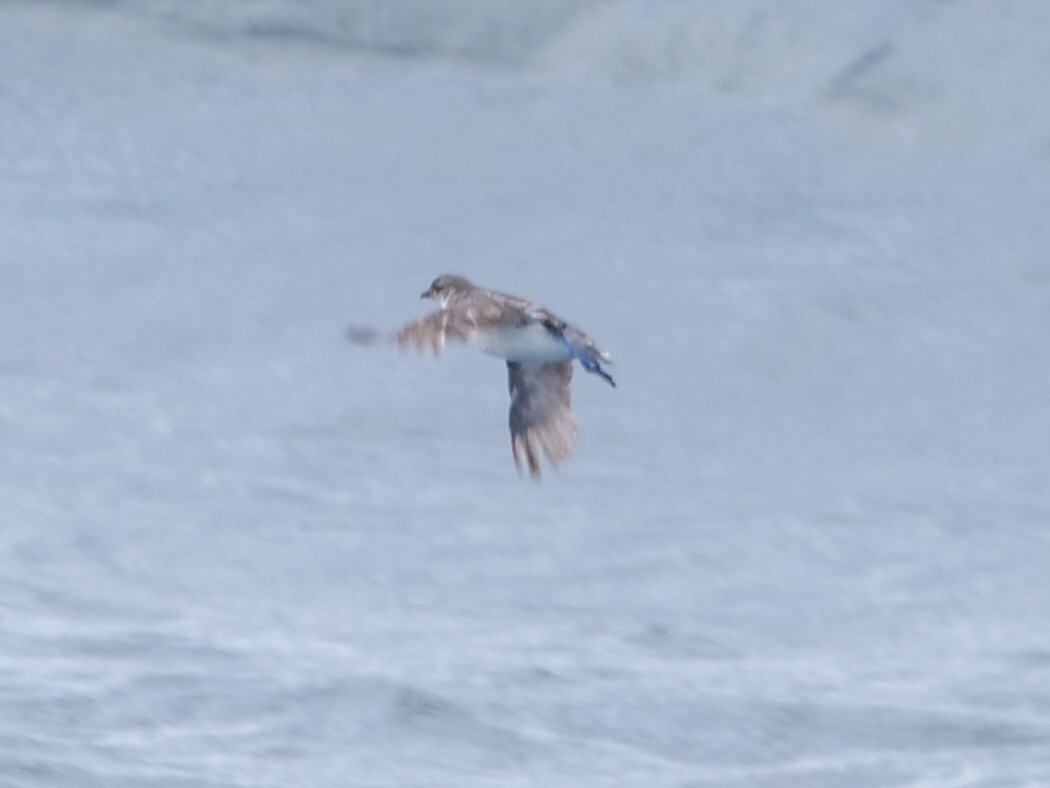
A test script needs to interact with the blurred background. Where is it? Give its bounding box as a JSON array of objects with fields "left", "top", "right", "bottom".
[{"left": 2, "top": 2, "right": 1049, "bottom": 786}]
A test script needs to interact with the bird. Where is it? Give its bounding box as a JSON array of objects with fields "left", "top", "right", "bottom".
[{"left": 396, "top": 275, "right": 615, "bottom": 479}]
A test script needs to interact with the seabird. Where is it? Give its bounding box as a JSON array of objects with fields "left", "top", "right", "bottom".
[{"left": 397, "top": 275, "right": 615, "bottom": 478}]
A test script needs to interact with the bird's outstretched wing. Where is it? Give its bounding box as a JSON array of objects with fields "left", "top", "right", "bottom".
[
  {"left": 397, "top": 296, "right": 529, "bottom": 355},
  {"left": 507, "top": 360, "right": 578, "bottom": 479},
  {"left": 397, "top": 308, "right": 479, "bottom": 354}
]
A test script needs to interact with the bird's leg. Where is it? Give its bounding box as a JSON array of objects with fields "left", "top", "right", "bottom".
[
  {"left": 580, "top": 355, "right": 616, "bottom": 387},
  {"left": 554, "top": 332, "right": 617, "bottom": 388}
]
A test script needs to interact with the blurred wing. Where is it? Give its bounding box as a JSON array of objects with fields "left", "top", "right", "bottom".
[
  {"left": 396, "top": 307, "right": 478, "bottom": 354},
  {"left": 507, "top": 360, "right": 578, "bottom": 479}
]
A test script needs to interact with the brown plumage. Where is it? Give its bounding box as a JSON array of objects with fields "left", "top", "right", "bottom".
[
  {"left": 396, "top": 275, "right": 614, "bottom": 479},
  {"left": 507, "top": 360, "right": 578, "bottom": 478}
]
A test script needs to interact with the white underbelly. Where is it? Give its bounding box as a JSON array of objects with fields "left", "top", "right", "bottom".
[{"left": 472, "top": 324, "right": 569, "bottom": 362}]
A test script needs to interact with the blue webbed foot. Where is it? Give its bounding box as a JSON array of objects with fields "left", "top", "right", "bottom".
[
  {"left": 580, "top": 355, "right": 616, "bottom": 387},
  {"left": 553, "top": 331, "right": 616, "bottom": 387}
]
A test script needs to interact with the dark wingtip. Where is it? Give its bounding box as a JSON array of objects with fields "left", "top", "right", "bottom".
[
  {"left": 512, "top": 434, "right": 544, "bottom": 481},
  {"left": 346, "top": 325, "right": 381, "bottom": 345}
]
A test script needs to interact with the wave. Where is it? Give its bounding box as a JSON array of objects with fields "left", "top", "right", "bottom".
[{"left": 112, "top": 0, "right": 1050, "bottom": 151}]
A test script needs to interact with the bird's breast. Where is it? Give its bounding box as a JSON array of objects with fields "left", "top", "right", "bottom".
[{"left": 472, "top": 323, "right": 570, "bottom": 362}]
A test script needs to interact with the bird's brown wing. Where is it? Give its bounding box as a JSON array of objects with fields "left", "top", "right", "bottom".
[
  {"left": 396, "top": 308, "right": 479, "bottom": 354},
  {"left": 507, "top": 360, "right": 578, "bottom": 479},
  {"left": 397, "top": 297, "right": 527, "bottom": 355}
]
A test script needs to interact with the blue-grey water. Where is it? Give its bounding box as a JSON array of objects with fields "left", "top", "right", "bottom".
[{"left": 2, "top": 2, "right": 1049, "bottom": 785}]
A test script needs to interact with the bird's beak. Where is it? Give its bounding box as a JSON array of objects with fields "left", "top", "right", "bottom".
[{"left": 420, "top": 289, "right": 432, "bottom": 300}]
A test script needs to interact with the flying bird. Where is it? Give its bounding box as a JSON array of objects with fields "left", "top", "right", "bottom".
[{"left": 397, "top": 275, "right": 615, "bottom": 478}]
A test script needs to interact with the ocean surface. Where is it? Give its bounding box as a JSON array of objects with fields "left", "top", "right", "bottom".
[{"left": 2, "top": 1, "right": 1050, "bottom": 785}]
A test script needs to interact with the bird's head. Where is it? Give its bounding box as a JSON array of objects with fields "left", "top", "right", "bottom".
[{"left": 420, "top": 274, "right": 474, "bottom": 308}]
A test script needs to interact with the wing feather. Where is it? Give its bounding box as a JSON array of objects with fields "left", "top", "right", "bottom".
[
  {"left": 507, "top": 360, "right": 577, "bottom": 479},
  {"left": 396, "top": 308, "right": 477, "bottom": 354},
  {"left": 396, "top": 295, "right": 533, "bottom": 355}
]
